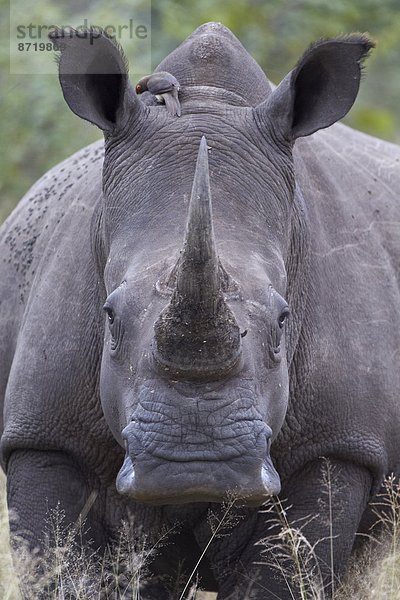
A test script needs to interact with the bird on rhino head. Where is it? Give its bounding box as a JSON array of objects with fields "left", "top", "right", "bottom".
[{"left": 135, "top": 71, "right": 181, "bottom": 116}]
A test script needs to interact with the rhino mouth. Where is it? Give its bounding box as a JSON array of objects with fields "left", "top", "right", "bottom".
[
  {"left": 115, "top": 377, "right": 282, "bottom": 505},
  {"left": 116, "top": 446, "right": 280, "bottom": 506}
]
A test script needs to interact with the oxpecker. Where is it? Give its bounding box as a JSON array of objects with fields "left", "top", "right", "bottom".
[{"left": 136, "top": 71, "right": 181, "bottom": 116}]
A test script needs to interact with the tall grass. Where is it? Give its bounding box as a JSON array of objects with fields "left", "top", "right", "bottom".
[
  {"left": 1, "top": 469, "right": 399, "bottom": 599},
  {"left": 0, "top": 471, "right": 216, "bottom": 599},
  {"left": 337, "top": 474, "right": 400, "bottom": 600},
  {"left": 256, "top": 470, "right": 400, "bottom": 600},
  {"left": 0, "top": 472, "right": 20, "bottom": 600}
]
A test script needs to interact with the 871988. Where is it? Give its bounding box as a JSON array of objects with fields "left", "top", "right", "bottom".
[{"left": 18, "top": 42, "right": 55, "bottom": 51}]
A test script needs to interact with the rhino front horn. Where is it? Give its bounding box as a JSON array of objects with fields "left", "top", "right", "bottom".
[{"left": 153, "top": 136, "right": 242, "bottom": 380}]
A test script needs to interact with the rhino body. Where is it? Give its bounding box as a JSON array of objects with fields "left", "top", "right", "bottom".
[{"left": 1, "top": 23, "right": 400, "bottom": 599}]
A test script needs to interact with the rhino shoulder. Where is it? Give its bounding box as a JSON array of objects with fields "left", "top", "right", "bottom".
[
  {"left": 0, "top": 140, "right": 110, "bottom": 468},
  {"left": 295, "top": 123, "right": 400, "bottom": 204},
  {"left": 0, "top": 139, "right": 104, "bottom": 302}
]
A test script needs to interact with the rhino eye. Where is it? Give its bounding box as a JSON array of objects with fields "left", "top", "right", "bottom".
[
  {"left": 104, "top": 305, "right": 115, "bottom": 326},
  {"left": 103, "top": 304, "right": 122, "bottom": 353},
  {"left": 278, "top": 307, "right": 290, "bottom": 329}
]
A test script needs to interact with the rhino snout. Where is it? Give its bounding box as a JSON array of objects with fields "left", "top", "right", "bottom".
[{"left": 116, "top": 422, "right": 280, "bottom": 505}]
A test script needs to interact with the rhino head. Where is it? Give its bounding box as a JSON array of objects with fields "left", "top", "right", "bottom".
[{"left": 51, "top": 23, "right": 372, "bottom": 504}]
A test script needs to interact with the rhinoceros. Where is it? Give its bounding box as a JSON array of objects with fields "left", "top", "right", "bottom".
[{"left": 1, "top": 21, "right": 400, "bottom": 599}]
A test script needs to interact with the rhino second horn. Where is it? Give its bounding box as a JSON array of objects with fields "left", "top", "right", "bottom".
[{"left": 153, "top": 136, "right": 242, "bottom": 380}]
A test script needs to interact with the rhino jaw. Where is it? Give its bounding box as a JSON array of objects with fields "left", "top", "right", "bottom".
[{"left": 115, "top": 451, "right": 280, "bottom": 506}]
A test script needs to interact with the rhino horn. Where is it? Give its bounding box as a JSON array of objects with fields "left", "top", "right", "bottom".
[
  {"left": 177, "top": 135, "right": 220, "bottom": 306},
  {"left": 153, "top": 136, "right": 242, "bottom": 380}
]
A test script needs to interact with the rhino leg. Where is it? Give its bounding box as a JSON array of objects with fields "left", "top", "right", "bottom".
[
  {"left": 212, "top": 459, "right": 372, "bottom": 600},
  {"left": 6, "top": 450, "right": 106, "bottom": 576}
]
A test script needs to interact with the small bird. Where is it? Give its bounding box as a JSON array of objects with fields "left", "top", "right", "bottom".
[{"left": 135, "top": 72, "right": 181, "bottom": 117}]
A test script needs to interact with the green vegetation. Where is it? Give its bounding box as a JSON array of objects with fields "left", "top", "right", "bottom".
[{"left": 1, "top": 0, "right": 400, "bottom": 222}]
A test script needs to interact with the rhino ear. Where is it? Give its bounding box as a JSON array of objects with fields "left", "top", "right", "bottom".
[
  {"left": 257, "top": 35, "right": 375, "bottom": 140},
  {"left": 49, "top": 27, "right": 143, "bottom": 132}
]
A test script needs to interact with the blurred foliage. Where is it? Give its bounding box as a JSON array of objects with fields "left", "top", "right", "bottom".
[{"left": 1, "top": 0, "right": 400, "bottom": 222}]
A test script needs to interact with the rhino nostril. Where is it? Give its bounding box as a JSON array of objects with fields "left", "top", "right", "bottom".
[
  {"left": 124, "top": 439, "right": 134, "bottom": 463},
  {"left": 121, "top": 422, "right": 142, "bottom": 463}
]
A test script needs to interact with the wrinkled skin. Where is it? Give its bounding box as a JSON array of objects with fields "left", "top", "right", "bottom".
[{"left": 1, "top": 22, "right": 400, "bottom": 599}]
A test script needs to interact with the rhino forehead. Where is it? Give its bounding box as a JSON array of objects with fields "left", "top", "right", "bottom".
[{"left": 155, "top": 22, "right": 272, "bottom": 105}]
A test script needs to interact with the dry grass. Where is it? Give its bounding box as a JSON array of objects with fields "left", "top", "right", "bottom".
[
  {"left": 256, "top": 471, "right": 400, "bottom": 600},
  {"left": 1, "top": 467, "right": 399, "bottom": 599},
  {"left": 336, "top": 474, "right": 400, "bottom": 600},
  {"left": 0, "top": 470, "right": 216, "bottom": 599},
  {"left": 0, "top": 471, "right": 20, "bottom": 599}
]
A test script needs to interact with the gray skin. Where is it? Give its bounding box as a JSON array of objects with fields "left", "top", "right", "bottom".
[{"left": 1, "top": 21, "right": 400, "bottom": 599}]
